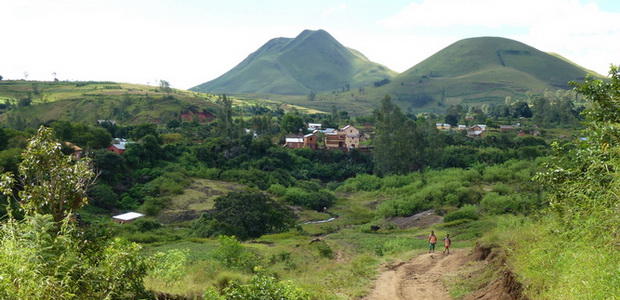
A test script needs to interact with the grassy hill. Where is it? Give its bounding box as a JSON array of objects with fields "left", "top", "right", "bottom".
[
  {"left": 190, "top": 29, "right": 397, "bottom": 95},
  {"left": 225, "top": 36, "right": 604, "bottom": 116},
  {"left": 354, "top": 36, "right": 603, "bottom": 112},
  {"left": 0, "top": 80, "right": 220, "bottom": 126}
]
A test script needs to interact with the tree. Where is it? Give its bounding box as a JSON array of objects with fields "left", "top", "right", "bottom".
[
  {"left": 192, "top": 189, "right": 295, "bottom": 240},
  {"left": 307, "top": 90, "right": 316, "bottom": 101},
  {"left": 511, "top": 101, "right": 532, "bottom": 118},
  {"left": 159, "top": 79, "right": 172, "bottom": 94},
  {"left": 280, "top": 114, "right": 304, "bottom": 134},
  {"left": 0, "top": 75, "right": 3, "bottom": 80},
  {"left": 373, "top": 95, "right": 425, "bottom": 175},
  {"left": 0, "top": 126, "right": 95, "bottom": 222},
  {"left": 216, "top": 94, "right": 236, "bottom": 138}
]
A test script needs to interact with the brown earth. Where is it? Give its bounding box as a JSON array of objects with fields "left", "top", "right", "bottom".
[
  {"left": 363, "top": 249, "right": 470, "bottom": 300},
  {"left": 363, "top": 246, "right": 526, "bottom": 300},
  {"left": 388, "top": 210, "right": 444, "bottom": 229}
]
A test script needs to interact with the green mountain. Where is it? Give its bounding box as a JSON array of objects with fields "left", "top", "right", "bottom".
[
  {"left": 190, "top": 29, "right": 397, "bottom": 95},
  {"left": 370, "top": 36, "right": 601, "bottom": 109}
]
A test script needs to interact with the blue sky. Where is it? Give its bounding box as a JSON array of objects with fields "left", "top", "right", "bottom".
[{"left": 2, "top": 0, "right": 619, "bottom": 89}]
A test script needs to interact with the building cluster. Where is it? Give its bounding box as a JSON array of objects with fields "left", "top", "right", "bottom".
[
  {"left": 284, "top": 124, "right": 368, "bottom": 151},
  {"left": 435, "top": 123, "right": 539, "bottom": 137}
]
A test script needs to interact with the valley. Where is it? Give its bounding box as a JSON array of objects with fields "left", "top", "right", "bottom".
[{"left": 0, "top": 29, "right": 617, "bottom": 299}]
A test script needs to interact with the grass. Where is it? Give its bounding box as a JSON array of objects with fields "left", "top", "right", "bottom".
[
  {"left": 474, "top": 215, "right": 620, "bottom": 299},
  {"left": 0, "top": 80, "right": 220, "bottom": 125}
]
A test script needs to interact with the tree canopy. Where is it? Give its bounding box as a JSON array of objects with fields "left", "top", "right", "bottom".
[
  {"left": 1, "top": 126, "right": 95, "bottom": 222},
  {"left": 193, "top": 189, "right": 296, "bottom": 240}
]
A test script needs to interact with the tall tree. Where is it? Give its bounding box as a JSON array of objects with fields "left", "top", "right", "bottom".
[
  {"left": 0, "top": 126, "right": 95, "bottom": 222},
  {"left": 373, "top": 95, "right": 424, "bottom": 175}
]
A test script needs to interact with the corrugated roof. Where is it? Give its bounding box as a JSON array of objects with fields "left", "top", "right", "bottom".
[{"left": 112, "top": 212, "right": 144, "bottom": 221}]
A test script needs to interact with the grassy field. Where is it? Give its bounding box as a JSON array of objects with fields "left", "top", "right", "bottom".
[{"left": 134, "top": 179, "right": 499, "bottom": 299}]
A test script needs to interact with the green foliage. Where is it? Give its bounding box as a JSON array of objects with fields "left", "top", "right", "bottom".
[
  {"left": 267, "top": 183, "right": 287, "bottom": 196},
  {"left": 1, "top": 126, "right": 95, "bottom": 222},
  {"left": 0, "top": 215, "right": 151, "bottom": 299},
  {"left": 443, "top": 204, "right": 479, "bottom": 222},
  {"left": 373, "top": 95, "right": 424, "bottom": 175},
  {"left": 314, "top": 241, "right": 334, "bottom": 259},
  {"left": 504, "top": 66, "right": 620, "bottom": 299},
  {"left": 211, "top": 236, "right": 260, "bottom": 272},
  {"left": 192, "top": 189, "right": 296, "bottom": 240},
  {"left": 149, "top": 249, "right": 189, "bottom": 286},
  {"left": 213, "top": 269, "right": 312, "bottom": 300}
]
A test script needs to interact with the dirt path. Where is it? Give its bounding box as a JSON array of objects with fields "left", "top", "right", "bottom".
[{"left": 364, "top": 248, "right": 470, "bottom": 300}]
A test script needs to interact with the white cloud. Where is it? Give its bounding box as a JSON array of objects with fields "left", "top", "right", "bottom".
[
  {"left": 323, "top": 4, "right": 348, "bottom": 16},
  {"left": 377, "top": 0, "right": 620, "bottom": 75}
]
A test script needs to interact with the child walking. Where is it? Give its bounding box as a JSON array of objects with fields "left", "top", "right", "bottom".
[
  {"left": 443, "top": 234, "right": 451, "bottom": 254},
  {"left": 428, "top": 231, "right": 437, "bottom": 253}
]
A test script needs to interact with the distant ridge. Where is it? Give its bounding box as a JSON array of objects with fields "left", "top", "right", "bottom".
[
  {"left": 371, "top": 36, "right": 601, "bottom": 109},
  {"left": 190, "top": 29, "right": 397, "bottom": 95}
]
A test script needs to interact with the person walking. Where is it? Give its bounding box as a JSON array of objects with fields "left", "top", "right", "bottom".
[
  {"left": 428, "top": 231, "right": 437, "bottom": 253},
  {"left": 443, "top": 233, "right": 451, "bottom": 254}
]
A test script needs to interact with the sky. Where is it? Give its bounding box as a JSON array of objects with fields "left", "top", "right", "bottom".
[{"left": 1, "top": 0, "right": 619, "bottom": 89}]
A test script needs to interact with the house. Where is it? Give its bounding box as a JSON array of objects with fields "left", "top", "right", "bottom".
[
  {"left": 323, "top": 125, "right": 361, "bottom": 150},
  {"left": 470, "top": 124, "right": 487, "bottom": 132},
  {"left": 284, "top": 135, "right": 304, "bottom": 149},
  {"left": 304, "top": 133, "right": 319, "bottom": 150},
  {"left": 500, "top": 125, "right": 515, "bottom": 132},
  {"left": 112, "top": 212, "right": 144, "bottom": 224},
  {"left": 457, "top": 125, "right": 468, "bottom": 130},
  {"left": 324, "top": 131, "right": 345, "bottom": 149},
  {"left": 107, "top": 138, "right": 133, "bottom": 155},
  {"left": 436, "top": 123, "right": 451, "bottom": 130},
  {"left": 467, "top": 130, "right": 484, "bottom": 137},
  {"left": 65, "top": 142, "right": 83, "bottom": 159},
  {"left": 341, "top": 125, "right": 360, "bottom": 149}
]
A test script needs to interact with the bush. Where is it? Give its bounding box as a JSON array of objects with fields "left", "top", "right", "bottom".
[
  {"left": 217, "top": 271, "right": 312, "bottom": 300},
  {"left": 443, "top": 204, "right": 479, "bottom": 222},
  {"left": 480, "top": 193, "right": 513, "bottom": 215},
  {"left": 132, "top": 218, "right": 162, "bottom": 232},
  {"left": 267, "top": 184, "right": 287, "bottom": 197},
  {"left": 212, "top": 236, "right": 260, "bottom": 272}
]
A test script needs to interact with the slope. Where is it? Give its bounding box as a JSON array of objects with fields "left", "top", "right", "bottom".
[
  {"left": 370, "top": 36, "right": 601, "bottom": 110},
  {"left": 0, "top": 80, "right": 219, "bottom": 126},
  {"left": 190, "top": 29, "right": 397, "bottom": 95}
]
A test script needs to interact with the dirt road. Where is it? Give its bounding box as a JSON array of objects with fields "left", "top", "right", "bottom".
[{"left": 363, "top": 248, "right": 470, "bottom": 300}]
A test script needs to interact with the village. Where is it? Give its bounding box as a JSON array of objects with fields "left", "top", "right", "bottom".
[{"left": 283, "top": 122, "right": 535, "bottom": 151}]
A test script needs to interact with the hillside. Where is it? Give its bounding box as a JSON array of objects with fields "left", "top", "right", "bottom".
[
  {"left": 219, "top": 36, "right": 602, "bottom": 116},
  {"left": 362, "top": 36, "right": 602, "bottom": 110},
  {"left": 0, "top": 80, "right": 219, "bottom": 126},
  {"left": 190, "top": 29, "right": 397, "bottom": 95}
]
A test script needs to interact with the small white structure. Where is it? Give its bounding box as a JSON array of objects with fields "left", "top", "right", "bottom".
[
  {"left": 308, "top": 123, "right": 322, "bottom": 131},
  {"left": 112, "top": 212, "right": 144, "bottom": 224}
]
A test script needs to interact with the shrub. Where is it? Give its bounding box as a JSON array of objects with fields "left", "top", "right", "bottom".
[
  {"left": 132, "top": 217, "right": 162, "bottom": 232},
  {"left": 212, "top": 236, "right": 260, "bottom": 272},
  {"left": 443, "top": 204, "right": 479, "bottom": 222},
  {"left": 267, "top": 184, "right": 287, "bottom": 197},
  {"left": 149, "top": 249, "right": 189, "bottom": 285},
  {"left": 480, "top": 192, "right": 513, "bottom": 215},
  {"left": 314, "top": 242, "right": 334, "bottom": 259},
  {"left": 218, "top": 270, "right": 312, "bottom": 300}
]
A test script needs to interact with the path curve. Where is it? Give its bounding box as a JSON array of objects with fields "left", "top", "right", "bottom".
[{"left": 363, "top": 248, "right": 470, "bottom": 300}]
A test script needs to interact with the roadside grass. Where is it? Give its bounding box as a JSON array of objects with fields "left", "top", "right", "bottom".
[{"left": 473, "top": 214, "right": 620, "bottom": 299}]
